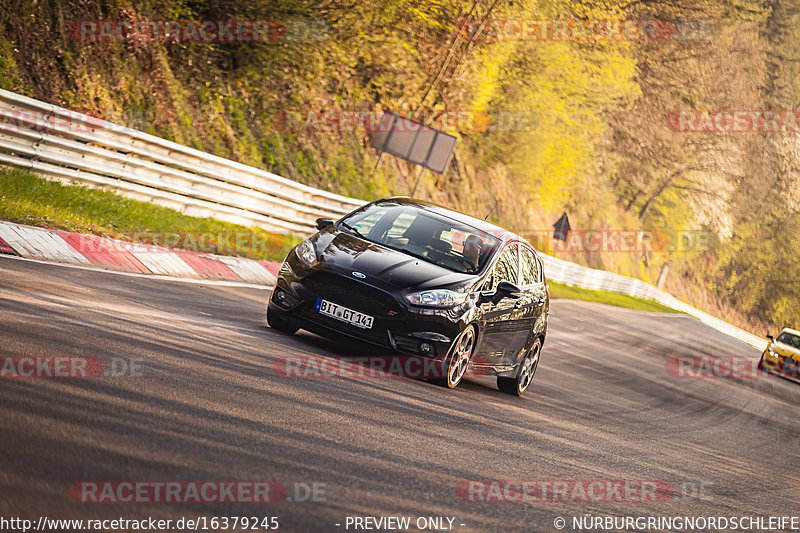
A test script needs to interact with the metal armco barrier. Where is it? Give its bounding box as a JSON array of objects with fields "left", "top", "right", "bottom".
[{"left": 0, "top": 89, "right": 364, "bottom": 235}]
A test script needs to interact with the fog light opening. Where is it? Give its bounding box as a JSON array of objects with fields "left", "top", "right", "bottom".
[
  {"left": 419, "top": 342, "right": 433, "bottom": 354},
  {"left": 274, "top": 289, "right": 286, "bottom": 302}
]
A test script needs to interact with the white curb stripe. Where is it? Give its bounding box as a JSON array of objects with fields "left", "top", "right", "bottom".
[
  {"left": 0, "top": 220, "right": 282, "bottom": 285},
  {"left": 129, "top": 250, "right": 198, "bottom": 277},
  {"left": 0, "top": 223, "right": 90, "bottom": 264},
  {"left": 0, "top": 254, "right": 272, "bottom": 289},
  {"left": 217, "top": 256, "right": 277, "bottom": 285}
]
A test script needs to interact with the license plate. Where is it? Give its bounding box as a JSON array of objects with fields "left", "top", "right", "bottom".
[
  {"left": 316, "top": 298, "right": 374, "bottom": 329},
  {"left": 781, "top": 357, "right": 799, "bottom": 377}
]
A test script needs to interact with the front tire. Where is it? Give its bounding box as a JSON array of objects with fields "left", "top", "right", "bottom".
[
  {"left": 498, "top": 338, "right": 541, "bottom": 396},
  {"left": 435, "top": 324, "right": 477, "bottom": 389},
  {"left": 267, "top": 306, "right": 299, "bottom": 334}
]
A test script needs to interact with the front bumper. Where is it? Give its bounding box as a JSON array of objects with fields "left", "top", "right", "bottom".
[
  {"left": 761, "top": 349, "right": 800, "bottom": 381},
  {"left": 269, "top": 269, "right": 466, "bottom": 357}
]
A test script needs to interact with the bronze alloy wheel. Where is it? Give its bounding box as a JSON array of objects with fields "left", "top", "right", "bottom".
[
  {"left": 440, "top": 324, "right": 477, "bottom": 389},
  {"left": 498, "top": 338, "right": 541, "bottom": 396}
]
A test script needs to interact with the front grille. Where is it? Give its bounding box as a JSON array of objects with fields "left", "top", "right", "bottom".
[
  {"left": 300, "top": 271, "right": 401, "bottom": 316},
  {"left": 295, "top": 271, "right": 401, "bottom": 346}
]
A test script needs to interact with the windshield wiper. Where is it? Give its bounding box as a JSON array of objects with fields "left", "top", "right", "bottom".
[
  {"left": 387, "top": 245, "right": 429, "bottom": 264},
  {"left": 340, "top": 222, "right": 367, "bottom": 240}
]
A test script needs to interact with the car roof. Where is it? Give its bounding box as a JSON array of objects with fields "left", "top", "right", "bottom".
[
  {"left": 780, "top": 328, "right": 800, "bottom": 337},
  {"left": 373, "top": 197, "right": 524, "bottom": 245}
]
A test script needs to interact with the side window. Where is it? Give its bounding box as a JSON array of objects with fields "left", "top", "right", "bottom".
[
  {"left": 536, "top": 255, "right": 544, "bottom": 283},
  {"left": 519, "top": 246, "right": 541, "bottom": 286},
  {"left": 485, "top": 244, "right": 518, "bottom": 290}
]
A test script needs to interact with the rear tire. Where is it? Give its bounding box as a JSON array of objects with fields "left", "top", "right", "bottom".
[
  {"left": 498, "top": 338, "right": 541, "bottom": 396},
  {"left": 267, "top": 306, "right": 299, "bottom": 334}
]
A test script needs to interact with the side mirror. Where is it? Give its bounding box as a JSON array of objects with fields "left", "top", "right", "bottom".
[
  {"left": 766, "top": 334, "right": 774, "bottom": 341},
  {"left": 316, "top": 217, "right": 334, "bottom": 230},
  {"left": 496, "top": 280, "right": 522, "bottom": 297},
  {"left": 477, "top": 280, "right": 522, "bottom": 305},
  {"left": 491, "top": 281, "right": 522, "bottom": 304}
]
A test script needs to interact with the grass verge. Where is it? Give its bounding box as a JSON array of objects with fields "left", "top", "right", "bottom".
[
  {"left": 548, "top": 281, "right": 680, "bottom": 314},
  {"left": 0, "top": 167, "right": 300, "bottom": 261}
]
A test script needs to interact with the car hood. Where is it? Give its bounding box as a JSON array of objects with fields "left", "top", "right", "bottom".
[
  {"left": 314, "top": 230, "right": 475, "bottom": 291},
  {"left": 772, "top": 342, "right": 800, "bottom": 359}
]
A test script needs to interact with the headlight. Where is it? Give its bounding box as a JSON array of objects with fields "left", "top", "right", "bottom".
[
  {"left": 295, "top": 240, "right": 317, "bottom": 267},
  {"left": 768, "top": 347, "right": 780, "bottom": 358},
  {"left": 404, "top": 289, "right": 468, "bottom": 307}
]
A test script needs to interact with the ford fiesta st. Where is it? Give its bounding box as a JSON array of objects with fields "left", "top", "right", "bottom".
[
  {"left": 267, "top": 197, "right": 549, "bottom": 395},
  {"left": 759, "top": 328, "right": 800, "bottom": 382}
]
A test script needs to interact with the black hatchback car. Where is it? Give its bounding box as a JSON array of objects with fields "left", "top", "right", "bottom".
[{"left": 267, "top": 197, "right": 549, "bottom": 395}]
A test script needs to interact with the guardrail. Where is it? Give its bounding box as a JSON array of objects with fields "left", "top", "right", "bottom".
[
  {"left": 540, "top": 254, "right": 768, "bottom": 351},
  {"left": 0, "top": 89, "right": 767, "bottom": 351},
  {"left": 0, "top": 89, "right": 364, "bottom": 235}
]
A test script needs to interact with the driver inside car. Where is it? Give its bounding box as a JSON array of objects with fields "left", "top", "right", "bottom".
[{"left": 463, "top": 234, "right": 484, "bottom": 271}]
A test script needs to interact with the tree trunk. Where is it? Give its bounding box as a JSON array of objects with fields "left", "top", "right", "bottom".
[{"left": 639, "top": 172, "right": 678, "bottom": 219}]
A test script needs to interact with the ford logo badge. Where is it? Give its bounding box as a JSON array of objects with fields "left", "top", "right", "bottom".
[{"left": 352, "top": 271, "right": 366, "bottom": 279}]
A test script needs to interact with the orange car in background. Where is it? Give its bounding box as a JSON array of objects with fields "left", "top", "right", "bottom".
[{"left": 760, "top": 328, "right": 800, "bottom": 382}]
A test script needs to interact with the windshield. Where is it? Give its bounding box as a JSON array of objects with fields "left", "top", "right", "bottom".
[
  {"left": 339, "top": 201, "right": 499, "bottom": 274},
  {"left": 776, "top": 331, "right": 800, "bottom": 349}
]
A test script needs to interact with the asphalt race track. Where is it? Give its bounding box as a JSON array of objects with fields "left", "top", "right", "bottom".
[{"left": 1, "top": 256, "right": 798, "bottom": 532}]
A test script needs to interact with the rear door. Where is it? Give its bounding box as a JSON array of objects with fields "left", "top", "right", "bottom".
[{"left": 506, "top": 244, "right": 548, "bottom": 365}]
